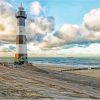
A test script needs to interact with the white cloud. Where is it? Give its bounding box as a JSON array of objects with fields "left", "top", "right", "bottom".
[
  {"left": 80, "top": 26, "right": 100, "bottom": 41},
  {"left": 38, "top": 22, "right": 100, "bottom": 49},
  {"left": 26, "top": 16, "right": 55, "bottom": 43},
  {"left": 27, "top": 43, "right": 100, "bottom": 57},
  {"left": 41, "top": 8, "right": 100, "bottom": 49},
  {"left": 63, "top": 43, "right": 100, "bottom": 57},
  {"left": 27, "top": 16, "right": 54, "bottom": 35},
  {"left": 0, "top": 1, "right": 16, "bottom": 33},
  {"left": 30, "top": 1, "right": 42, "bottom": 16},
  {"left": 0, "top": 0, "right": 17, "bottom": 42},
  {"left": 84, "top": 8, "right": 100, "bottom": 31},
  {"left": 0, "top": 44, "right": 15, "bottom": 52},
  {"left": 39, "top": 34, "right": 64, "bottom": 49},
  {"left": 57, "top": 24, "right": 80, "bottom": 42}
]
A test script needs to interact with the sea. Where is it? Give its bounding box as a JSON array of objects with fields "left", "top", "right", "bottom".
[
  {"left": 0, "top": 57, "right": 100, "bottom": 68},
  {"left": 29, "top": 57, "right": 100, "bottom": 68}
]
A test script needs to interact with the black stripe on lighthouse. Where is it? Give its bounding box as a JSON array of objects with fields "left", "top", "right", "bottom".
[{"left": 16, "top": 35, "right": 27, "bottom": 44}]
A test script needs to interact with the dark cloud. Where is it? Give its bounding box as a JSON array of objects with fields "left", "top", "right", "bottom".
[{"left": 2, "top": 45, "right": 15, "bottom": 52}]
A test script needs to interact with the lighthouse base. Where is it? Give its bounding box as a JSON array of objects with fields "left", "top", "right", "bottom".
[{"left": 15, "top": 54, "right": 28, "bottom": 65}]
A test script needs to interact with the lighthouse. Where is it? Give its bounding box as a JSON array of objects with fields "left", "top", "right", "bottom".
[{"left": 15, "top": 4, "right": 28, "bottom": 65}]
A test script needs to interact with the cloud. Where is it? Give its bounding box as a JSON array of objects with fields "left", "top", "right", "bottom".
[
  {"left": 27, "top": 16, "right": 55, "bottom": 35},
  {"left": 80, "top": 27, "right": 100, "bottom": 41},
  {"left": 39, "top": 34, "right": 64, "bottom": 49},
  {"left": 84, "top": 8, "right": 100, "bottom": 31},
  {"left": 64, "top": 43, "right": 100, "bottom": 57},
  {"left": 26, "top": 16, "right": 55, "bottom": 43},
  {"left": 28, "top": 43, "right": 100, "bottom": 57},
  {"left": 0, "top": 44, "right": 15, "bottom": 52},
  {"left": 56, "top": 24, "right": 81, "bottom": 42},
  {"left": 30, "top": 1, "right": 43, "bottom": 16},
  {"left": 39, "top": 24, "right": 81, "bottom": 49},
  {"left": 39, "top": 8, "right": 100, "bottom": 49},
  {"left": 0, "top": 0, "right": 16, "bottom": 32},
  {"left": 0, "top": 0, "right": 17, "bottom": 42}
]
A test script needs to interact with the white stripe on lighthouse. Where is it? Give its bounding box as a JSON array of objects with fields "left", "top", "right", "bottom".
[
  {"left": 17, "top": 26, "right": 25, "bottom": 35},
  {"left": 16, "top": 44, "right": 27, "bottom": 54}
]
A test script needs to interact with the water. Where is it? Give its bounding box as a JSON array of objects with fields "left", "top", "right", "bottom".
[
  {"left": 29, "top": 57, "right": 100, "bottom": 68},
  {"left": 0, "top": 57, "right": 100, "bottom": 68}
]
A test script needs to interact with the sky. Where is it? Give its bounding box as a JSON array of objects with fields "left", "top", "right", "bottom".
[
  {"left": 0, "top": 0, "right": 100, "bottom": 57},
  {"left": 8, "top": 0, "right": 100, "bottom": 28}
]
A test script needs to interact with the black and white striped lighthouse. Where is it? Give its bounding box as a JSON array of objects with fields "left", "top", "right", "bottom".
[{"left": 15, "top": 4, "right": 28, "bottom": 65}]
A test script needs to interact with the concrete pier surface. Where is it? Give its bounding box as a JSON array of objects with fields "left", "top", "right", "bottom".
[{"left": 0, "top": 63, "right": 100, "bottom": 99}]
